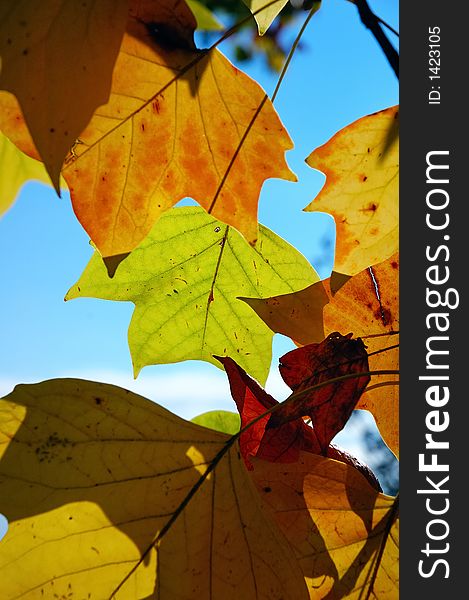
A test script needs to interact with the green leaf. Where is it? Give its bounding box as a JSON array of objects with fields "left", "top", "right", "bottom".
[
  {"left": 66, "top": 207, "right": 318, "bottom": 384},
  {"left": 0, "top": 131, "right": 61, "bottom": 217},
  {"left": 192, "top": 410, "right": 241, "bottom": 435},
  {"left": 186, "top": 0, "right": 224, "bottom": 30}
]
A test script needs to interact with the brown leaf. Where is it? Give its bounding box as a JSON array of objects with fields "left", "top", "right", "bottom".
[
  {"left": 241, "top": 255, "right": 399, "bottom": 457},
  {"left": 239, "top": 280, "right": 329, "bottom": 345},
  {"left": 275, "top": 332, "right": 370, "bottom": 454},
  {"left": 0, "top": 0, "right": 129, "bottom": 191},
  {"left": 217, "top": 355, "right": 380, "bottom": 492}
]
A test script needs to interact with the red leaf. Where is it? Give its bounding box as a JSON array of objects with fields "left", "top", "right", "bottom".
[
  {"left": 276, "top": 332, "right": 370, "bottom": 454},
  {"left": 215, "top": 355, "right": 380, "bottom": 492}
]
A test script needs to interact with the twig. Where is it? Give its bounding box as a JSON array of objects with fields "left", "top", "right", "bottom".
[
  {"left": 354, "top": 0, "right": 399, "bottom": 78},
  {"left": 345, "top": 0, "right": 399, "bottom": 38}
]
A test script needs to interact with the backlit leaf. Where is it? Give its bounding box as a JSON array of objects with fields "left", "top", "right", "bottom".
[
  {"left": 217, "top": 355, "right": 381, "bottom": 492},
  {"left": 324, "top": 255, "right": 399, "bottom": 457},
  {"left": 0, "top": 0, "right": 129, "bottom": 191},
  {"left": 186, "top": 0, "right": 224, "bottom": 30},
  {"left": 276, "top": 332, "right": 370, "bottom": 453},
  {"left": 0, "top": 0, "right": 296, "bottom": 260},
  {"left": 242, "top": 1, "right": 290, "bottom": 35},
  {"left": 253, "top": 452, "right": 399, "bottom": 599},
  {"left": 242, "top": 1, "right": 321, "bottom": 35},
  {"left": 0, "top": 379, "right": 309, "bottom": 599},
  {"left": 66, "top": 207, "right": 318, "bottom": 384},
  {"left": 191, "top": 410, "right": 240, "bottom": 435},
  {"left": 305, "top": 106, "right": 399, "bottom": 276},
  {"left": 240, "top": 279, "right": 329, "bottom": 345},
  {"left": 241, "top": 255, "right": 399, "bottom": 456},
  {"left": 0, "top": 132, "right": 58, "bottom": 217}
]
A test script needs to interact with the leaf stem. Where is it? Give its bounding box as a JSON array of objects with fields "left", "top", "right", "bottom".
[
  {"left": 362, "top": 493, "right": 399, "bottom": 599},
  {"left": 366, "top": 342, "right": 399, "bottom": 358},
  {"left": 363, "top": 380, "right": 399, "bottom": 394},
  {"left": 345, "top": 0, "right": 399, "bottom": 38},
  {"left": 208, "top": 4, "right": 319, "bottom": 214},
  {"left": 360, "top": 330, "right": 399, "bottom": 340},
  {"left": 271, "top": 4, "right": 320, "bottom": 102}
]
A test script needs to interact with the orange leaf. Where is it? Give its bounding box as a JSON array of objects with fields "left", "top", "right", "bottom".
[
  {"left": 241, "top": 255, "right": 399, "bottom": 456},
  {"left": 252, "top": 452, "right": 399, "bottom": 599},
  {"left": 0, "top": 0, "right": 295, "bottom": 262},
  {"left": 305, "top": 106, "right": 399, "bottom": 276},
  {"left": 324, "top": 255, "right": 399, "bottom": 456}
]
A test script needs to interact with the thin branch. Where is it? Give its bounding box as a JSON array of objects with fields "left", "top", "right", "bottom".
[
  {"left": 345, "top": 0, "right": 399, "bottom": 38},
  {"left": 363, "top": 494, "right": 399, "bottom": 599},
  {"left": 209, "top": 4, "right": 318, "bottom": 213},
  {"left": 354, "top": 0, "right": 399, "bottom": 78},
  {"left": 271, "top": 4, "right": 320, "bottom": 102}
]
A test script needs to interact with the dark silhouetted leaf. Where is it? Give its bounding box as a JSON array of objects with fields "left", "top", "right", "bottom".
[{"left": 276, "top": 332, "right": 370, "bottom": 453}]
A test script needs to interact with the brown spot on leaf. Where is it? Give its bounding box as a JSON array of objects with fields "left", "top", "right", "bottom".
[{"left": 375, "top": 306, "right": 392, "bottom": 326}]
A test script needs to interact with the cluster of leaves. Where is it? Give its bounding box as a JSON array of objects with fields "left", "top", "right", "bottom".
[{"left": 0, "top": 0, "right": 399, "bottom": 598}]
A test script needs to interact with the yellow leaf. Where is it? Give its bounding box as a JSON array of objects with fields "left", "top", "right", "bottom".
[
  {"left": 324, "top": 255, "right": 399, "bottom": 457},
  {"left": 243, "top": 0, "right": 290, "bottom": 35},
  {"left": 243, "top": 1, "right": 321, "bottom": 36},
  {"left": 0, "top": 0, "right": 295, "bottom": 260},
  {"left": 305, "top": 106, "right": 399, "bottom": 276},
  {"left": 0, "top": 0, "right": 129, "bottom": 191},
  {"left": 252, "top": 452, "right": 399, "bottom": 599},
  {"left": 0, "top": 379, "right": 308, "bottom": 599}
]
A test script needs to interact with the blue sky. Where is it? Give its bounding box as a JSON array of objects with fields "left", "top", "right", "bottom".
[{"left": 0, "top": 0, "right": 398, "bottom": 474}]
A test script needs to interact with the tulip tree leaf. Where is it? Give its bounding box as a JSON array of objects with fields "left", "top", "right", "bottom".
[
  {"left": 252, "top": 452, "right": 399, "bottom": 599},
  {"left": 0, "top": 132, "right": 58, "bottom": 217},
  {"left": 0, "top": 378, "right": 309, "bottom": 599},
  {"left": 0, "top": 0, "right": 296, "bottom": 260},
  {"left": 305, "top": 106, "right": 399, "bottom": 276},
  {"left": 191, "top": 410, "right": 241, "bottom": 435},
  {"left": 66, "top": 207, "right": 318, "bottom": 384}
]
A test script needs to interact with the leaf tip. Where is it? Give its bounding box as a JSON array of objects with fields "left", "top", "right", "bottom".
[{"left": 64, "top": 286, "right": 76, "bottom": 301}]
